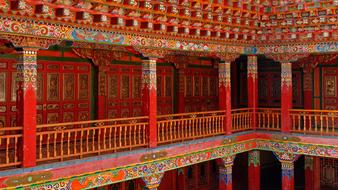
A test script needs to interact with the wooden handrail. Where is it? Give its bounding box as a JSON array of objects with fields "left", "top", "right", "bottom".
[{"left": 157, "top": 110, "right": 225, "bottom": 119}]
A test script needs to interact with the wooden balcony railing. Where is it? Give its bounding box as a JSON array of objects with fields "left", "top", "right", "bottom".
[
  {"left": 231, "top": 108, "right": 254, "bottom": 132},
  {"left": 2, "top": 108, "right": 338, "bottom": 170},
  {"left": 36, "top": 116, "right": 148, "bottom": 163},
  {"left": 257, "top": 108, "right": 281, "bottom": 130},
  {"left": 157, "top": 111, "right": 225, "bottom": 144},
  {"left": 290, "top": 109, "right": 338, "bottom": 135},
  {"left": 0, "top": 127, "right": 22, "bottom": 169}
]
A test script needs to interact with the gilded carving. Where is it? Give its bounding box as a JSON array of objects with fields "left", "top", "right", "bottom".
[
  {"left": 141, "top": 59, "right": 157, "bottom": 90},
  {"left": 47, "top": 113, "right": 59, "bottom": 124},
  {"left": 0, "top": 72, "right": 6, "bottom": 102},
  {"left": 133, "top": 76, "right": 141, "bottom": 98},
  {"left": 108, "top": 75, "right": 118, "bottom": 99},
  {"left": 47, "top": 73, "right": 59, "bottom": 101},
  {"left": 36, "top": 73, "right": 43, "bottom": 102},
  {"left": 63, "top": 74, "right": 75, "bottom": 100},
  {"left": 218, "top": 61, "right": 231, "bottom": 87},
  {"left": 0, "top": 116, "right": 5, "bottom": 135},
  {"left": 63, "top": 112, "right": 74, "bottom": 122},
  {"left": 36, "top": 114, "right": 42, "bottom": 125},
  {"left": 140, "top": 151, "right": 168, "bottom": 162},
  {"left": 281, "top": 62, "right": 292, "bottom": 87},
  {"left": 121, "top": 75, "right": 130, "bottom": 99},
  {"left": 247, "top": 56, "right": 257, "bottom": 79},
  {"left": 78, "top": 111, "right": 89, "bottom": 121},
  {"left": 78, "top": 74, "right": 89, "bottom": 100},
  {"left": 324, "top": 76, "right": 336, "bottom": 97},
  {"left": 157, "top": 76, "right": 162, "bottom": 97}
]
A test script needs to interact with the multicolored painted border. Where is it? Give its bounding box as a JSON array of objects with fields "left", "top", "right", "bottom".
[
  {"left": 3, "top": 138, "right": 334, "bottom": 190},
  {"left": 0, "top": 16, "right": 337, "bottom": 55}
]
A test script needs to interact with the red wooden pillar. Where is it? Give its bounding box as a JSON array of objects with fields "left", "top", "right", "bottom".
[
  {"left": 142, "top": 58, "right": 157, "bottom": 148},
  {"left": 219, "top": 155, "right": 235, "bottom": 190},
  {"left": 305, "top": 156, "right": 320, "bottom": 190},
  {"left": 219, "top": 61, "right": 232, "bottom": 134},
  {"left": 248, "top": 150, "right": 260, "bottom": 190},
  {"left": 142, "top": 173, "right": 164, "bottom": 190},
  {"left": 177, "top": 168, "right": 185, "bottom": 190},
  {"left": 120, "top": 181, "right": 126, "bottom": 190},
  {"left": 177, "top": 68, "right": 185, "bottom": 113},
  {"left": 247, "top": 55, "right": 258, "bottom": 129},
  {"left": 281, "top": 62, "right": 292, "bottom": 132},
  {"left": 97, "top": 66, "right": 107, "bottom": 119},
  {"left": 274, "top": 152, "right": 299, "bottom": 190},
  {"left": 16, "top": 48, "right": 38, "bottom": 167}
]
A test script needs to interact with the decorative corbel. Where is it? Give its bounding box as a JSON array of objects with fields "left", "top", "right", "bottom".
[
  {"left": 0, "top": 34, "right": 60, "bottom": 49},
  {"left": 133, "top": 46, "right": 168, "bottom": 59}
]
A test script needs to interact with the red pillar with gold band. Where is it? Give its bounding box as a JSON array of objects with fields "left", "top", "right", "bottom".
[
  {"left": 219, "top": 155, "right": 235, "bottom": 190},
  {"left": 218, "top": 60, "right": 232, "bottom": 135},
  {"left": 247, "top": 55, "right": 258, "bottom": 129},
  {"left": 281, "top": 62, "right": 292, "bottom": 132},
  {"left": 16, "top": 48, "right": 38, "bottom": 167},
  {"left": 142, "top": 58, "right": 157, "bottom": 148},
  {"left": 274, "top": 152, "right": 299, "bottom": 190},
  {"left": 248, "top": 150, "right": 260, "bottom": 190}
]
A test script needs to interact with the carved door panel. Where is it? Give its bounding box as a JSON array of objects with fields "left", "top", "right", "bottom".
[
  {"left": 0, "top": 60, "right": 17, "bottom": 128},
  {"left": 157, "top": 67, "right": 173, "bottom": 115},
  {"left": 323, "top": 68, "right": 338, "bottom": 110},
  {"left": 106, "top": 65, "right": 142, "bottom": 118},
  {"left": 184, "top": 68, "right": 218, "bottom": 112},
  {"left": 38, "top": 61, "right": 91, "bottom": 124}
]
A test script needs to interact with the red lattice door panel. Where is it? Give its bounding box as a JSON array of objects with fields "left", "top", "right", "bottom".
[
  {"left": 36, "top": 61, "right": 91, "bottom": 124},
  {"left": 322, "top": 68, "right": 338, "bottom": 110},
  {"left": 184, "top": 68, "right": 218, "bottom": 112},
  {"left": 106, "top": 65, "right": 142, "bottom": 118},
  {"left": 0, "top": 59, "right": 91, "bottom": 127},
  {"left": 157, "top": 67, "right": 173, "bottom": 115}
]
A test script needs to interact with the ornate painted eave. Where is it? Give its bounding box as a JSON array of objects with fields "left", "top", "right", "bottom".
[{"left": 0, "top": 0, "right": 337, "bottom": 55}]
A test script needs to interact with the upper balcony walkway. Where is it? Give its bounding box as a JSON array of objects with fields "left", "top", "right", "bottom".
[{"left": 1, "top": 108, "right": 337, "bottom": 171}]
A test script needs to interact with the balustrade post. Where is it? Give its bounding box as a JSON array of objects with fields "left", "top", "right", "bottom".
[
  {"left": 219, "top": 61, "right": 232, "bottom": 135},
  {"left": 219, "top": 155, "right": 235, "bottom": 190},
  {"left": 142, "top": 58, "right": 158, "bottom": 148},
  {"left": 274, "top": 152, "right": 299, "bottom": 190},
  {"left": 305, "top": 156, "right": 320, "bottom": 190},
  {"left": 16, "top": 48, "right": 38, "bottom": 167},
  {"left": 247, "top": 55, "right": 258, "bottom": 130},
  {"left": 142, "top": 173, "right": 164, "bottom": 190},
  {"left": 248, "top": 150, "right": 260, "bottom": 190},
  {"left": 281, "top": 62, "right": 292, "bottom": 133}
]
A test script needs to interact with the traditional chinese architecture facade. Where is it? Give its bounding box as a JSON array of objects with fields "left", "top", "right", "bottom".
[{"left": 0, "top": 0, "right": 337, "bottom": 190}]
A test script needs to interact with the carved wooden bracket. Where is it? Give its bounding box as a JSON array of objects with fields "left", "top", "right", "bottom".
[
  {"left": 296, "top": 53, "right": 338, "bottom": 72},
  {"left": 0, "top": 34, "right": 60, "bottom": 49},
  {"left": 72, "top": 48, "right": 127, "bottom": 67},
  {"left": 133, "top": 46, "right": 169, "bottom": 58},
  {"left": 215, "top": 52, "right": 240, "bottom": 62},
  {"left": 265, "top": 53, "right": 310, "bottom": 63}
]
